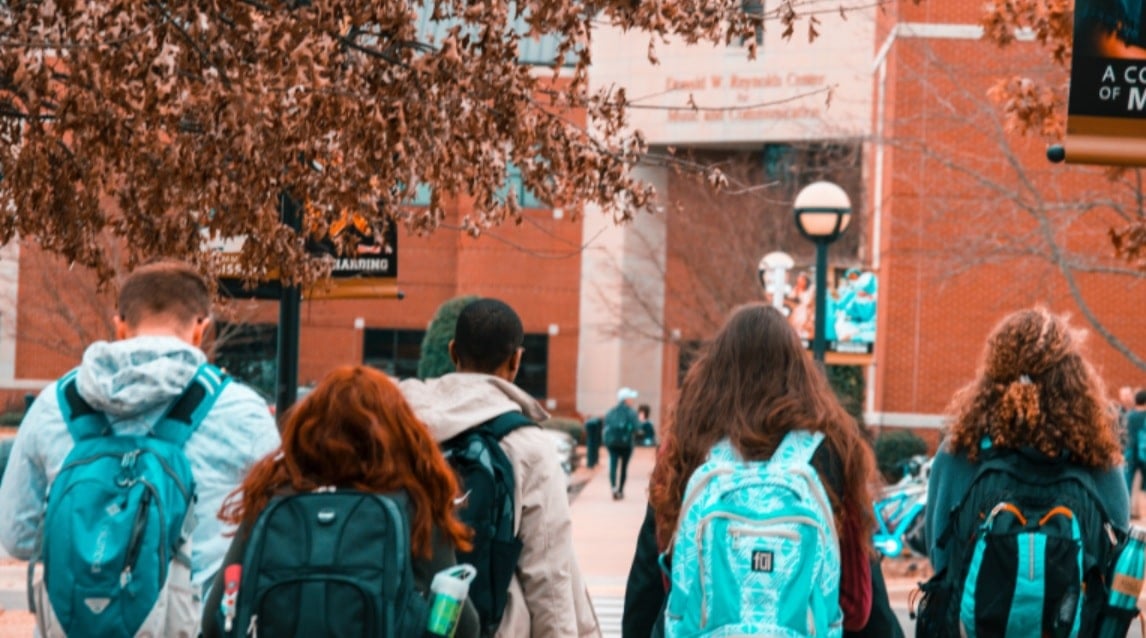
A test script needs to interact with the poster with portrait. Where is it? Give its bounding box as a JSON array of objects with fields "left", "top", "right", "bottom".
[
  {"left": 1065, "top": 0, "right": 1146, "bottom": 164},
  {"left": 765, "top": 267, "right": 877, "bottom": 356}
]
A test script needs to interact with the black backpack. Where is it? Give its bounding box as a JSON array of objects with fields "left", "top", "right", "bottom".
[
  {"left": 441, "top": 411, "right": 536, "bottom": 636},
  {"left": 915, "top": 449, "right": 1121, "bottom": 638},
  {"left": 218, "top": 491, "right": 428, "bottom": 637}
]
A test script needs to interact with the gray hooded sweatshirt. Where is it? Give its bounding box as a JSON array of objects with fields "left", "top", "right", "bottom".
[
  {"left": 0, "top": 336, "right": 280, "bottom": 596},
  {"left": 400, "top": 373, "right": 601, "bottom": 638}
]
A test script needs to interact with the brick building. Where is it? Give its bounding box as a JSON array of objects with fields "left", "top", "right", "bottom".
[{"left": 2, "top": 2, "right": 1144, "bottom": 434}]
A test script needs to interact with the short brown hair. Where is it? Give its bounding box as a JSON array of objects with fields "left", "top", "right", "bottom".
[{"left": 118, "top": 261, "right": 211, "bottom": 328}]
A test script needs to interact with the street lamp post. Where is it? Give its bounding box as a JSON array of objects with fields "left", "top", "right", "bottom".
[{"left": 793, "top": 181, "right": 852, "bottom": 363}]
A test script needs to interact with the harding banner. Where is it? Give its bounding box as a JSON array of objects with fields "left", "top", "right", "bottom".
[{"left": 1066, "top": 0, "right": 1146, "bottom": 164}]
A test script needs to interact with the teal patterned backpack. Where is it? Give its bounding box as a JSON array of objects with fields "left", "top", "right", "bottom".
[{"left": 663, "top": 430, "right": 842, "bottom": 637}]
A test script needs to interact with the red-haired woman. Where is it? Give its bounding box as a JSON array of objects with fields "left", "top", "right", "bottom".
[{"left": 201, "top": 365, "right": 478, "bottom": 638}]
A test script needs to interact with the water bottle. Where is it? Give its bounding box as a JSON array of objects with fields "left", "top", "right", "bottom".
[
  {"left": 425, "top": 564, "right": 477, "bottom": 638},
  {"left": 1098, "top": 525, "right": 1146, "bottom": 638}
]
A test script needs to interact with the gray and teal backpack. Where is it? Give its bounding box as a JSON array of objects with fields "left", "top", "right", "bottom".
[
  {"left": 915, "top": 447, "right": 1122, "bottom": 638},
  {"left": 663, "top": 430, "right": 842, "bottom": 637},
  {"left": 30, "top": 363, "right": 227, "bottom": 638}
]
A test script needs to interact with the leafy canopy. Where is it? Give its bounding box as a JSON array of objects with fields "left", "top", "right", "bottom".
[{"left": 0, "top": 0, "right": 806, "bottom": 285}]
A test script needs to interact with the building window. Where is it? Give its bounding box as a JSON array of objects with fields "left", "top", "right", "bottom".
[
  {"left": 741, "top": 0, "right": 764, "bottom": 47},
  {"left": 363, "top": 328, "right": 549, "bottom": 397},
  {"left": 677, "top": 339, "right": 704, "bottom": 386},
  {"left": 213, "top": 322, "right": 277, "bottom": 400},
  {"left": 517, "top": 334, "right": 548, "bottom": 399},
  {"left": 496, "top": 162, "right": 545, "bottom": 209},
  {"left": 363, "top": 329, "right": 426, "bottom": 379},
  {"left": 763, "top": 143, "right": 794, "bottom": 186}
]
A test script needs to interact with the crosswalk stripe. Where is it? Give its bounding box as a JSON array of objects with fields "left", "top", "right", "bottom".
[{"left": 592, "top": 594, "right": 624, "bottom": 638}]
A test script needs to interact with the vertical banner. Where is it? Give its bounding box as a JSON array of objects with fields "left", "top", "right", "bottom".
[
  {"left": 764, "top": 267, "right": 877, "bottom": 359},
  {"left": 1066, "top": 0, "right": 1146, "bottom": 164}
]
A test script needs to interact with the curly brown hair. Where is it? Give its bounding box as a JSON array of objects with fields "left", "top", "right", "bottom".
[
  {"left": 649, "top": 303, "right": 877, "bottom": 548},
  {"left": 946, "top": 307, "right": 1120, "bottom": 468}
]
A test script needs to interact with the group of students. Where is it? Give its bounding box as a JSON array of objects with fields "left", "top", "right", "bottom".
[
  {"left": 618, "top": 303, "right": 1138, "bottom": 637},
  {"left": 0, "top": 257, "right": 1139, "bottom": 638},
  {"left": 0, "top": 261, "right": 595, "bottom": 638}
]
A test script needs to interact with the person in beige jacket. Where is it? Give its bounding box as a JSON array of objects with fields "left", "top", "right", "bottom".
[{"left": 400, "top": 298, "right": 601, "bottom": 638}]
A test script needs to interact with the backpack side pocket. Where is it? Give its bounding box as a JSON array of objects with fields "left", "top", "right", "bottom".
[{"left": 914, "top": 571, "right": 957, "bottom": 638}]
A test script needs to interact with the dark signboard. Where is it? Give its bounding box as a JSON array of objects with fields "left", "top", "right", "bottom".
[
  {"left": 213, "top": 215, "right": 399, "bottom": 300},
  {"left": 1065, "top": 0, "right": 1146, "bottom": 164}
]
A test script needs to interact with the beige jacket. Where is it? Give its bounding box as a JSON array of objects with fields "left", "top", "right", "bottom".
[{"left": 400, "top": 373, "right": 601, "bottom": 638}]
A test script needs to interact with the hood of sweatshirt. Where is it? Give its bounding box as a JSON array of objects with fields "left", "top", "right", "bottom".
[
  {"left": 399, "top": 372, "right": 550, "bottom": 441},
  {"left": 75, "top": 336, "right": 206, "bottom": 423}
]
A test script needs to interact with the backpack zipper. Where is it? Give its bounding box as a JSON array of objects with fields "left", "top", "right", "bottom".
[
  {"left": 59, "top": 448, "right": 191, "bottom": 502},
  {"left": 121, "top": 482, "right": 156, "bottom": 587},
  {"left": 247, "top": 614, "right": 257, "bottom": 637}
]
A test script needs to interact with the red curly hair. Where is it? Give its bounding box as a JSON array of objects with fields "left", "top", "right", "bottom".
[
  {"left": 946, "top": 308, "right": 1121, "bottom": 468},
  {"left": 219, "top": 366, "right": 472, "bottom": 558}
]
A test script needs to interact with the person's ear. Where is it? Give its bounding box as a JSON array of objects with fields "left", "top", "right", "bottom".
[
  {"left": 190, "top": 316, "right": 211, "bottom": 348},
  {"left": 507, "top": 347, "right": 523, "bottom": 381},
  {"left": 114, "top": 315, "right": 130, "bottom": 341},
  {"left": 448, "top": 340, "right": 459, "bottom": 369}
]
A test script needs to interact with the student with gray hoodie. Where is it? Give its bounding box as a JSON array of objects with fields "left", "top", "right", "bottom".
[
  {"left": 400, "top": 298, "right": 600, "bottom": 638},
  {"left": 0, "top": 261, "right": 280, "bottom": 611}
]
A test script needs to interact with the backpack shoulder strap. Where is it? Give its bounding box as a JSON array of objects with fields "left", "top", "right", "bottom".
[
  {"left": 479, "top": 410, "right": 538, "bottom": 441},
  {"left": 773, "top": 429, "right": 826, "bottom": 467},
  {"left": 152, "top": 363, "right": 231, "bottom": 447},
  {"left": 56, "top": 368, "right": 111, "bottom": 442}
]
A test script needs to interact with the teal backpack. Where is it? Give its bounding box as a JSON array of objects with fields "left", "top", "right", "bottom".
[
  {"left": 663, "top": 430, "right": 842, "bottom": 638},
  {"left": 603, "top": 403, "right": 636, "bottom": 448},
  {"left": 30, "top": 363, "right": 228, "bottom": 638}
]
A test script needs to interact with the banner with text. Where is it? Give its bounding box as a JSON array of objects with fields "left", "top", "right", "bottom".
[
  {"left": 1066, "top": 0, "right": 1146, "bottom": 164},
  {"left": 210, "top": 214, "right": 399, "bottom": 300}
]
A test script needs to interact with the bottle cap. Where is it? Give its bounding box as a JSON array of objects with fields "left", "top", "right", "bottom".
[
  {"left": 430, "top": 564, "right": 477, "bottom": 600},
  {"left": 1130, "top": 525, "right": 1146, "bottom": 543}
]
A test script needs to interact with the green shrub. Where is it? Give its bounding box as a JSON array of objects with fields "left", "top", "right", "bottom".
[
  {"left": 0, "top": 411, "right": 24, "bottom": 427},
  {"left": 417, "top": 295, "right": 479, "bottom": 380},
  {"left": 541, "top": 417, "right": 585, "bottom": 444},
  {"left": 826, "top": 364, "right": 865, "bottom": 432},
  {"left": 874, "top": 429, "right": 928, "bottom": 483}
]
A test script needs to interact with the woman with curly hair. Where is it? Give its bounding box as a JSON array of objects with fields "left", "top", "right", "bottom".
[
  {"left": 637, "top": 303, "right": 900, "bottom": 637},
  {"left": 926, "top": 308, "right": 1129, "bottom": 570},
  {"left": 922, "top": 308, "right": 1129, "bottom": 635},
  {"left": 201, "top": 365, "right": 479, "bottom": 638}
]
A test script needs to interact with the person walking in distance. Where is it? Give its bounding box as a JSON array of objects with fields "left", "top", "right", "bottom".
[
  {"left": 605, "top": 387, "right": 640, "bottom": 500},
  {"left": 0, "top": 260, "right": 280, "bottom": 637},
  {"left": 400, "top": 298, "right": 600, "bottom": 638}
]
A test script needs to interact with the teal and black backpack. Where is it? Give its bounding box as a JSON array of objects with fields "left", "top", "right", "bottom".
[
  {"left": 603, "top": 404, "right": 636, "bottom": 449},
  {"left": 915, "top": 447, "right": 1121, "bottom": 638},
  {"left": 441, "top": 411, "right": 536, "bottom": 636},
  {"left": 30, "top": 363, "right": 227, "bottom": 638},
  {"left": 663, "top": 430, "right": 842, "bottom": 637},
  {"left": 218, "top": 490, "right": 430, "bottom": 637}
]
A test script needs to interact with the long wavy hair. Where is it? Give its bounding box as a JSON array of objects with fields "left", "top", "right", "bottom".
[
  {"left": 946, "top": 307, "right": 1120, "bottom": 468},
  {"left": 219, "top": 366, "right": 472, "bottom": 558},
  {"left": 649, "top": 303, "right": 877, "bottom": 546}
]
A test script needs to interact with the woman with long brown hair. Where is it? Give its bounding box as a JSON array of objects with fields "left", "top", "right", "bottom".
[
  {"left": 201, "top": 365, "right": 479, "bottom": 638},
  {"left": 921, "top": 308, "right": 1129, "bottom": 635},
  {"left": 639, "top": 303, "right": 898, "bottom": 636}
]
